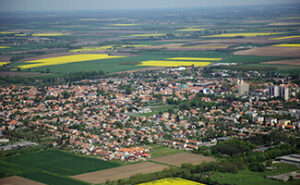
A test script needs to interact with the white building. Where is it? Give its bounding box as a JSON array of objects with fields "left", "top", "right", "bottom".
[{"left": 268, "top": 85, "right": 279, "bottom": 97}]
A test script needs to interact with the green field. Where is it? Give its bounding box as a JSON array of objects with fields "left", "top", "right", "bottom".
[
  {"left": 210, "top": 163, "right": 300, "bottom": 185},
  {"left": 220, "top": 55, "right": 285, "bottom": 64},
  {"left": 0, "top": 150, "right": 120, "bottom": 185},
  {"left": 147, "top": 144, "right": 184, "bottom": 158},
  {"left": 228, "top": 63, "right": 300, "bottom": 74},
  {"left": 14, "top": 51, "right": 228, "bottom": 74}
]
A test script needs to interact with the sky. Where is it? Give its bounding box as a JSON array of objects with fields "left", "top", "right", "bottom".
[{"left": 0, "top": 0, "right": 299, "bottom": 11}]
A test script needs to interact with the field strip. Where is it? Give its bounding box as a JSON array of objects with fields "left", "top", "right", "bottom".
[
  {"left": 151, "top": 152, "right": 215, "bottom": 167},
  {"left": 234, "top": 46, "right": 300, "bottom": 57},
  {"left": 167, "top": 57, "right": 222, "bottom": 61},
  {"left": 71, "top": 161, "right": 169, "bottom": 184},
  {"left": 0, "top": 175, "right": 46, "bottom": 185},
  {"left": 261, "top": 59, "right": 300, "bottom": 65}
]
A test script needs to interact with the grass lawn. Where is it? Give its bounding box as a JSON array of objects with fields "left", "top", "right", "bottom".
[
  {"left": 210, "top": 163, "right": 300, "bottom": 185},
  {"left": 147, "top": 144, "right": 184, "bottom": 158},
  {"left": 0, "top": 150, "right": 120, "bottom": 185}
]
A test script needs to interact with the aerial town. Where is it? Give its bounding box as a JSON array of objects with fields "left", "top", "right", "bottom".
[{"left": 1, "top": 65, "right": 299, "bottom": 163}]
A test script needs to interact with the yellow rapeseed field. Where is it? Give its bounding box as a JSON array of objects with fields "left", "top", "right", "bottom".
[
  {"left": 110, "top": 24, "right": 139, "bottom": 26},
  {"left": 32, "top": 33, "right": 70, "bottom": 36},
  {"left": 202, "top": 32, "right": 284, "bottom": 38},
  {"left": 18, "top": 54, "right": 125, "bottom": 69},
  {"left": 0, "top": 46, "right": 10, "bottom": 49},
  {"left": 127, "top": 33, "right": 166, "bottom": 37},
  {"left": 270, "top": 35, "right": 300, "bottom": 40},
  {"left": 138, "top": 178, "right": 205, "bottom": 185},
  {"left": 177, "top": 28, "right": 205, "bottom": 32},
  {"left": 272, "top": 44, "right": 300, "bottom": 47},
  {"left": 168, "top": 57, "right": 222, "bottom": 61},
  {"left": 0, "top": 32, "right": 18, "bottom": 34},
  {"left": 0, "top": 62, "right": 10, "bottom": 66},
  {"left": 138, "top": 61, "right": 211, "bottom": 67}
]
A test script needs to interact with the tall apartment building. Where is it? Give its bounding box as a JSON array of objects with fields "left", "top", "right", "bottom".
[
  {"left": 279, "top": 86, "right": 289, "bottom": 101},
  {"left": 268, "top": 85, "right": 289, "bottom": 100},
  {"left": 268, "top": 85, "right": 279, "bottom": 97}
]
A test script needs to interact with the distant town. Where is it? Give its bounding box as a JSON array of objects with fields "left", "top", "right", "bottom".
[{"left": 1, "top": 65, "right": 299, "bottom": 162}]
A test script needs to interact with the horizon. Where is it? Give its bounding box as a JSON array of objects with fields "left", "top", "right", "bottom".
[{"left": 0, "top": 0, "right": 299, "bottom": 12}]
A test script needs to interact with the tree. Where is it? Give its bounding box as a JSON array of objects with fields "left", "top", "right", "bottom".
[{"left": 249, "top": 162, "right": 265, "bottom": 172}]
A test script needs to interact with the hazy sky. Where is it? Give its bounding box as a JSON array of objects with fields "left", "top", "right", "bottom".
[{"left": 0, "top": 0, "right": 299, "bottom": 11}]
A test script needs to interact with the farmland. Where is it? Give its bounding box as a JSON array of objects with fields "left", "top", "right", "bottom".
[
  {"left": 138, "top": 61, "right": 211, "bottom": 67},
  {"left": 31, "top": 33, "right": 70, "bottom": 37},
  {"left": 234, "top": 46, "right": 300, "bottom": 57},
  {"left": 17, "top": 54, "right": 125, "bottom": 69},
  {"left": 72, "top": 161, "right": 169, "bottom": 184},
  {"left": 151, "top": 153, "right": 215, "bottom": 167},
  {"left": 202, "top": 32, "right": 285, "bottom": 38},
  {"left": 0, "top": 176, "right": 45, "bottom": 185},
  {"left": 0, "top": 5, "right": 298, "bottom": 78},
  {"left": 138, "top": 178, "right": 205, "bottom": 185},
  {"left": 0, "top": 150, "right": 119, "bottom": 185}
]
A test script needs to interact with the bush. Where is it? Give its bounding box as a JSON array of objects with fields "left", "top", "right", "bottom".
[
  {"left": 220, "top": 162, "right": 238, "bottom": 173},
  {"left": 249, "top": 162, "right": 265, "bottom": 172}
]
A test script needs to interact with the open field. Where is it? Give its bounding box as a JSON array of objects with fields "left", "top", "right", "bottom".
[
  {"left": 138, "top": 61, "right": 211, "bottom": 67},
  {"left": 196, "top": 37, "right": 278, "bottom": 44},
  {"left": 127, "top": 33, "right": 166, "bottom": 37},
  {"left": 262, "top": 59, "right": 300, "bottom": 65},
  {"left": 0, "top": 176, "right": 46, "bottom": 185},
  {"left": 72, "top": 161, "right": 169, "bottom": 184},
  {"left": 2, "top": 150, "right": 119, "bottom": 176},
  {"left": 32, "top": 33, "right": 70, "bottom": 36},
  {"left": 0, "top": 72, "right": 47, "bottom": 77},
  {"left": 147, "top": 145, "right": 184, "bottom": 158},
  {"left": 18, "top": 54, "right": 125, "bottom": 69},
  {"left": 135, "top": 43, "right": 231, "bottom": 50},
  {"left": 18, "top": 51, "right": 226, "bottom": 74},
  {"left": 267, "top": 22, "right": 300, "bottom": 26},
  {"left": 0, "top": 150, "right": 119, "bottom": 185},
  {"left": 202, "top": 32, "right": 284, "bottom": 38},
  {"left": 228, "top": 63, "right": 300, "bottom": 74},
  {"left": 70, "top": 45, "right": 149, "bottom": 52},
  {"left": 151, "top": 153, "right": 215, "bottom": 167},
  {"left": 210, "top": 163, "right": 300, "bottom": 185},
  {"left": 0, "top": 46, "right": 10, "bottom": 49},
  {"left": 138, "top": 177, "right": 205, "bottom": 185},
  {"left": 273, "top": 44, "right": 300, "bottom": 47},
  {"left": 234, "top": 46, "right": 300, "bottom": 57},
  {"left": 110, "top": 24, "right": 139, "bottom": 26},
  {"left": 177, "top": 28, "right": 205, "bottom": 32},
  {"left": 168, "top": 57, "right": 222, "bottom": 61},
  {"left": 270, "top": 35, "right": 300, "bottom": 40},
  {"left": 0, "top": 62, "right": 10, "bottom": 66}
]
